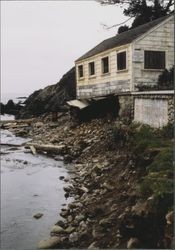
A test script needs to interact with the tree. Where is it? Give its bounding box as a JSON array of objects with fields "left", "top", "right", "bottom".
[
  {"left": 118, "top": 25, "right": 129, "bottom": 33},
  {"left": 98, "top": 0, "right": 174, "bottom": 28}
]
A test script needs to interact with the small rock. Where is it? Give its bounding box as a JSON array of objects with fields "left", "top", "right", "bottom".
[
  {"left": 35, "top": 122, "right": 44, "bottom": 128},
  {"left": 67, "top": 215, "right": 73, "bottom": 222},
  {"left": 166, "top": 211, "right": 174, "bottom": 225},
  {"left": 92, "top": 159, "right": 99, "bottom": 163},
  {"left": 64, "top": 192, "right": 70, "bottom": 199},
  {"left": 92, "top": 229, "right": 105, "bottom": 239},
  {"left": 131, "top": 202, "right": 148, "bottom": 216},
  {"left": 55, "top": 220, "right": 65, "bottom": 228},
  {"left": 63, "top": 126, "right": 69, "bottom": 132},
  {"left": 76, "top": 202, "right": 83, "bottom": 208},
  {"left": 69, "top": 232, "right": 79, "bottom": 242},
  {"left": 75, "top": 214, "right": 85, "bottom": 223},
  {"left": 64, "top": 178, "right": 70, "bottom": 182},
  {"left": 51, "top": 225, "right": 65, "bottom": 234},
  {"left": 63, "top": 186, "right": 73, "bottom": 192},
  {"left": 127, "top": 238, "right": 140, "bottom": 249},
  {"left": 99, "top": 218, "right": 112, "bottom": 227},
  {"left": 33, "top": 213, "right": 43, "bottom": 219},
  {"left": 65, "top": 226, "right": 76, "bottom": 234},
  {"left": 64, "top": 155, "right": 73, "bottom": 164},
  {"left": 54, "top": 156, "right": 64, "bottom": 161},
  {"left": 102, "top": 182, "right": 114, "bottom": 191},
  {"left": 88, "top": 241, "right": 99, "bottom": 249},
  {"left": 37, "top": 236, "right": 61, "bottom": 249},
  {"left": 79, "top": 186, "right": 89, "bottom": 193},
  {"left": 79, "top": 221, "right": 88, "bottom": 233},
  {"left": 68, "top": 203, "right": 77, "bottom": 209},
  {"left": 59, "top": 176, "right": 65, "bottom": 180}
]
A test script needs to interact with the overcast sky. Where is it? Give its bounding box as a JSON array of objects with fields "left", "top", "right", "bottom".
[{"left": 1, "top": 0, "right": 130, "bottom": 96}]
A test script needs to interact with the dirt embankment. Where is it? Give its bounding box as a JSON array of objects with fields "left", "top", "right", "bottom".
[{"left": 1, "top": 113, "right": 174, "bottom": 249}]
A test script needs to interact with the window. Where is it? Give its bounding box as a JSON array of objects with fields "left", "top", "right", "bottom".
[
  {"left": 117, "top": 51, "right": 126, "bottom": 70},
  {"left": 78, "top": 65, "right": 84, "bottom": 78},
  {"left": 144, "top": 51, "right": 165, "bottom": 69},
  {"left": 89, "top": 62, "right": 95, "bottom": 76},
  {"left": 102, "top": 57, "right": 109, "bottom": 74}
]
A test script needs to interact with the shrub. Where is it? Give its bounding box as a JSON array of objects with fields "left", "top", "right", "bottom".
[
  {"left": 157, "top": 67, "right": 174, "bottom": 90},
  {"left": 147, "top": 148, "right": 173, "bottom": 172},
  {"left": 158, "top": 123, "right": 174, "bottom": 139}
]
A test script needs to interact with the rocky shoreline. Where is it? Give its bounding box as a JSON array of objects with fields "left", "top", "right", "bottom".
[{"left": 1, "top": 113, "right": 174, "bottom": 249}]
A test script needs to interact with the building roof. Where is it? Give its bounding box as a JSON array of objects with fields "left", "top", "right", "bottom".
[{"left": 76, "top": 14, "right": 173, "bottom": 62}]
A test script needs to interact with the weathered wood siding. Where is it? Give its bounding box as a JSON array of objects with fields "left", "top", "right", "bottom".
[
  {"left": 76, "top": 44, "right": 132, "bottom": 98},
  {"left": 132, "top": 16, "right": 174, "bottom": 90}
]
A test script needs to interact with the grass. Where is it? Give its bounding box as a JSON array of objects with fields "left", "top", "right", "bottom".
[{"left": 129, "top": 123, "right": 174, "bottom": 211}]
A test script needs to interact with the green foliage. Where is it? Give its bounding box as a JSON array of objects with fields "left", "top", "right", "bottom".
[
  {"left": 135, "top": 84, "right": 157, "bottom": 91},
  {"left": 157, "top": 67, "right": 174, "bottom": 90},
  {"left": 132, "top": 125, "right": 162, "bottom": 153},
  {"left": 139, "top": 146, "right": 173, "bottom": 209},
  {"left": 108, "top": 123, "right": 130, "bottom": 146},
  {"left": 135, "top": 67, "right": 174, "bottom": 91},
  {"left": 131, "top": 124, "right": 173, "bottom": 152},
  {"left": 118, "top": 25, "right": 129, "bottom": 34},
  {"left": 109, "top": 122, "right": 174, "bottom": 211},
  {"left": 147, "top": 148, "right": 173, "bottom": 172},
  {"left": 140, "top": 175, "right": 173, "bottom": 197},
  {"left": 98, "top": 0, "right": 174, "bottom": 28},
  {"left": 158, "top": 123, "right": 174, "bottom": 139},
  {"left": 129, "top": 123, "right": 174, "bottom": 211}
]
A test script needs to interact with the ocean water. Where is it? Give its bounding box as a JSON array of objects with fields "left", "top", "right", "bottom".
[
  {"left": 1, "top": 93, "right": 28, "bottom": 105},
  {"left": 1, "top": 130, "right": 71, "bottom": 250}
]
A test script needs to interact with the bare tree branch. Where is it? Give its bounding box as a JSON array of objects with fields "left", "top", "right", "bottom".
[{"left": 100, "top": 17, "right": 132, "bottom": 30}]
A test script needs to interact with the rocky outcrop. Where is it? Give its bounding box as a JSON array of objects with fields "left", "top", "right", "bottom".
[
  {"left": 0, "top": 100, "right": 22, "bottom": 116},
  {"left": 17, "top": 67, "right": 76, "bottom": 119}
]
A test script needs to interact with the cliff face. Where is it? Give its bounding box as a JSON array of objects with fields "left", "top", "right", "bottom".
[{"left": 17, "top": 67, "right": 76, "bottom": 119}]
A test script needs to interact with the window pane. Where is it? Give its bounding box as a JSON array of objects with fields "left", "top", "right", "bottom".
[
  {"left": 117, "top": 51, "right": 126, "bottom": 70},
  {"left": 78, "top": 65, "right": 83, "bottom": 78},
  {"left": 144, "top": 51, "right": 165, "bottom": 69},
  {"left": 89, "top": 62, "right": 95, "bottom": 75},
  {"left": 102, "top": 57, "right": 109, "bottom": 74}
]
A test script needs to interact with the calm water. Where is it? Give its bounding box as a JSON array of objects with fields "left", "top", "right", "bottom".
[{"left": 1, "top": 130, "right": 70, "bottom": 250}]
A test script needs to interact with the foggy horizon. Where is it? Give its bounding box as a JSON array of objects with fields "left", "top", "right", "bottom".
[{"left": 1, "top": 0, "right": 131, "bottom": 96}]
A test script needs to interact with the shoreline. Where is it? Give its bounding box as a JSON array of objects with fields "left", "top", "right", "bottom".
[
  {"left": 1, "top": 113, "right": 174, "bottom": 249},
  {"left": 0, "top": 126, "right": 70, "bottom": 250}
]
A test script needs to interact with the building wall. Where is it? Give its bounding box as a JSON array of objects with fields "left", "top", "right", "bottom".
[
  {"left": 76, "top": 44, "right": 132, "bottom": 98},
  {"left": 118, "top": 94, "right": 134, "bottom": 123},
  {"left": 132, "top": 16, "right": 174, "bottom": 90},
  {"left": 133, "top": 92, "right": 174, "bottom": 128}
]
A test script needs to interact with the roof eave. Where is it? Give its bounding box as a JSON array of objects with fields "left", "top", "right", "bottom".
[{"left": 75, "top": 42, "right": 132, "bottom": 63}]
